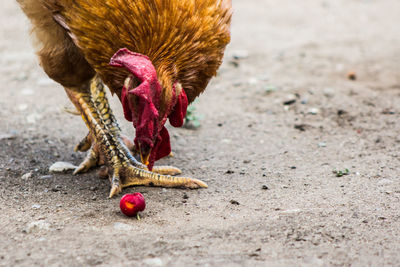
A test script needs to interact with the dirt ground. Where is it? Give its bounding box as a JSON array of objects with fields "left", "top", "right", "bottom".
[{"left": 1, "top": 0, "right": 400, "bottom": 266}]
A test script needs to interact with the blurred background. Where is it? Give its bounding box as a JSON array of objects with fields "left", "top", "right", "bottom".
[{"left": 0, "top": 0, "right": 399, "bottom": 266}]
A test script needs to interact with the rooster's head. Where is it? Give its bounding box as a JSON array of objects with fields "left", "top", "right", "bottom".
[{"left": 109, "top": 48, "right": 188, "bottom": 170}]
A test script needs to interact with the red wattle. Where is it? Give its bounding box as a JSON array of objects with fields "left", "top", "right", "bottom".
[
  {"left": 110, "top": 49, "right": 189, "bottom": 170},
  {"left": 148, "top": 88, "right": 188, "bottom": 170},
  {"left": 156, "top": 126, "right": 171, "bottom": 160},
  {"left": 168, "top": 89, "right": 188, "bottom": 127},
  {"left": 147, "top": 126, "right": 171, "bottom": 170}
]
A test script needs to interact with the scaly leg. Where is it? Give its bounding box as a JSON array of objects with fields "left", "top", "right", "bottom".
[
  {"left": 74, "top": 132, "right": 180, "bottom": 176},
  {"left": 66, "top": 76, "right": 207, "bottom": 197},
  {"left": 72, "top": 78, "right": 182, "bottom": 176}
]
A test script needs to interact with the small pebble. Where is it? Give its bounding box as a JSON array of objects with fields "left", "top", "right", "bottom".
[
  {"left": 281, "top": 209, "right": 302, "bottom": 214},
  {"left": 318, "top": 142, "right": 327, "bottom": 147},
  {"left": 49, "top": 161, "right": 77, "bottom": 173},
  {"left": 294, "top": 124, "right": 308, "bottom": 131},
  {"left": 21, "top": 172, "right": 33, "bottom": 180},
  {"left": 0, "top": 133, "right": 17, "bottom": 140},
  {"left": 142, "top": 258, "right": 163, "bottom": 267},
  {"left": 264, "top": 86, "right": 277, "bottom": 94},
  {"left": 308, "top": 108, "right": 319, "bottom": 115},
  {"left": 248, "top": 77, "right": 258, "bottom": 85},
  {"left": 232, "top": 49, "right": 249, "bottom": 60},
  {"left": 323, "top": 87, "right": 335, "bottom": 98},
  {"left": 23, "top": 221, "right": 50, "bottom": 233},
  {"left": 283, "top": 99, "right": 296, "bottom": 106},
  {"left": 347, "top": 71, "right": 357, "bottom": 80},
  {"left": 282, "top": 94, "right": 297, "bottom": 106},
  {"left": 113, "top": 222, "right": 133, "bottom": 231},
  {"left": 40, "top": 175, "right": 53, "bottom": 179},
  {"left": 52, "top": 185, "right": 62, "bottom": 192},
  {"left": 382, "top": 109, "right": 395, "bottom": 115},
  {"left": 229, "top": 60, "right": 239, "bottom": 68},
  {"left": 230, "top": 200, "right": 240, "bottom": 205}
]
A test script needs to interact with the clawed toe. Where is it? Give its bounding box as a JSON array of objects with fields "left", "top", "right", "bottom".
[
  {"left": 118, "top": 165, "right": 207, "bottom": 194},
  {"left": 149, "top": 166, "right": 182, "bottom": 175},
  {"left": 109, "top": 173, "right": 123, "bottom": 197},
  {"left": 185, "top": 178, "right": 208, "bottom": 189},
  {"left": 73, "top": 148, "right": 98, "bottom": 175},
  {"left": 74, "top": 132, "right": 92, "bottom": 152},
  {"left": 73, "top": 133, "right": 106, "bottom": 175}
]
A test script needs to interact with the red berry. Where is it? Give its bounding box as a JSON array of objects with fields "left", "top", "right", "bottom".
[{"left": 120, "top": 193, "right": 146, "bottom": 217}]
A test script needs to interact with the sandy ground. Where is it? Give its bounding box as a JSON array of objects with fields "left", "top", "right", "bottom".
[{"left": 1, "top": 0, "right": 400, "bottom": 266}]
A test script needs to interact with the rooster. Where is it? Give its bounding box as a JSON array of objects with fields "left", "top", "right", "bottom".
[{"left": 17, "top": 0, "right": 232, "bottom": 197}]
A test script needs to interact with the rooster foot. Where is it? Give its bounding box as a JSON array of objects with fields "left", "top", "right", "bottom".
[
  {"left": 66, "top": 75, "right": 207, "bottom": 197},
  {"left": 73, "top": 132, "right": 182, "bottom": 176},
  {"left": 108, "top": 160, "right": 207, "bottom": 198}
]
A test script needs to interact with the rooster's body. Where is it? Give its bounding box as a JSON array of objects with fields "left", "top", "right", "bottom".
[{"left": 17, "top": 0, "right": 232, "bottom": 197}]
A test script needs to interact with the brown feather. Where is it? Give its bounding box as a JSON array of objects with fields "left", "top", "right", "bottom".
[
  {"left": 17, "top": 0, "right": 95, "bottom": 88},
  {"left": 18, "top": 0, "right": 232, "bottom": 112}
]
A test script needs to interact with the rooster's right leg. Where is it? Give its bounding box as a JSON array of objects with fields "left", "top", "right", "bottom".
[
  {"left": 70, "top": 91, "right": 180, "bottom": 176},
  {"left": 73, "top": 127, "right": 181, "bottom": 176},
  {"left": 65, "top": 76, "right": 207, "bottom": 197}
]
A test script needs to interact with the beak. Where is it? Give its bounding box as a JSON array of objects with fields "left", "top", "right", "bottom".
[{"left": 138, "top": 143, "right": 151, "bottom": 166}]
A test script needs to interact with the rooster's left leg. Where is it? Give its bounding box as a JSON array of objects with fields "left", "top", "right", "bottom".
[
  {"left": 73, "top": 127, "right": 175, "bottom": 172},
  {"left": 73, "top": 128, "right": 181, "bottom": 176},
  {"left": 71, "top": 94, "right": 180, "bottom": 176},
  {"left": 66, "top": 76, "right": 207, "bottom": 197}
]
